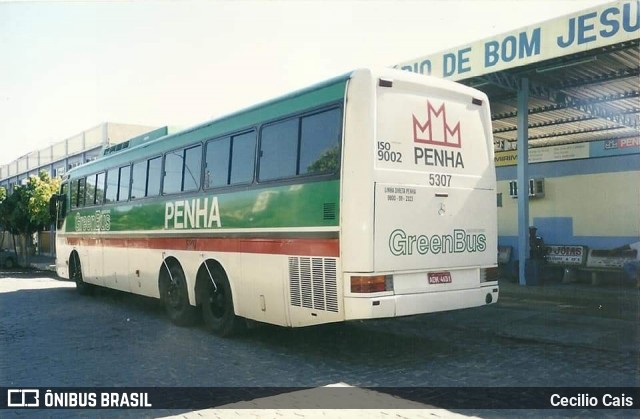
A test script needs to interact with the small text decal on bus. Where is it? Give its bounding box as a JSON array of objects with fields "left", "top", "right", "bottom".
[
  {"left": 413, "top": 101, "right": 464, "bottom": 168},
  {"left": 164, "top": 197, "right": 221, "bottom": 229}
]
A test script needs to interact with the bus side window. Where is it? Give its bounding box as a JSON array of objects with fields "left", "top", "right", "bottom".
[
  {"left": 118, "top": 165, "right": 131, "bottom": 201},
  {"left": 105, "top": 168, "right": 118, "bottom": 203},
  {"left": 58, "top": 183, "right": 68, "bottom": 228},
  {"left": 70, "top": 180, "right": 79, "bottom": 209},
  {"left": 146, "top": 157, "right": 162, "bottom": 197},
  {"left": 259, "top": 119, "right": 298, "bottom": 181},
  {"left": 163, "top": 150, "right": 183, "bottom": 194},
  {"left": 95, "top": 172, "right": 106, "bottom": 205},
  {"left": 60, "top": 183, "right": 67, "bottom": 205},
  {"left": 205, "top": 137, "right": 231, "bottom": 188},
  {"left": 299, "top": 108, "right": 341, "bottom": 175},
  {"left": 164, "top": 144, "right": 202, "bottom": 194},
  {"left": 77, "top": 178, "right": 86, "bottom": 207},
  {"left": 131, "top": 161, "right": 146, "bottom": 200},
  {"left": 61, "top": 183, "right": 68, "bottom": 212},
  {"left": 183, "top": 144, "right": 202, "bottom": 191},
  {"left": 85, "top": 174, "right": 97, "bottom": 206},
  {"left": 230, "top": 131, "right": 255, "bottom": 184},
  {"left": 204, "top": 131, "right": 254, "bottom": 189},
  {"left": 258, "top": 107, "right": 341, "bottom": 182}
]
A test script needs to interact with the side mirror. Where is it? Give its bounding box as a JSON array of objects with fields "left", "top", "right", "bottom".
[{"left": 49, "top": 195, "right": 58, "bottom": 219}]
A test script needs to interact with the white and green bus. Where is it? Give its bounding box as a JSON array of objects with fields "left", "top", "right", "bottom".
[{"left": 53, "top": 68, "right": 498, "bottom": 336}]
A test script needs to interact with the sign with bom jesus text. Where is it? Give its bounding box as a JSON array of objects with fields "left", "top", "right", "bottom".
[{"left": 395, "top": 1, "right": 639, "bottom": 81}]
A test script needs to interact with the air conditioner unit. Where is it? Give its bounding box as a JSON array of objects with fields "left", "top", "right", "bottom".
[
  {"left": 509, "top": 178, "right": 545, "bottom": 199},
  {"left": 529, "top": 178, "right": 545, "bottom": 198}
]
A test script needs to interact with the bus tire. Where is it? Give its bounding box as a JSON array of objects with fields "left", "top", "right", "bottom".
[
  {"left": 70, "top": 252, "right": 93, "bottom": 296},
  {"left": 159, "top": 261, "right": 197, "bottom": 326},
  {"left": 201, "top": 266, "right": 243, "bottom": 337}
]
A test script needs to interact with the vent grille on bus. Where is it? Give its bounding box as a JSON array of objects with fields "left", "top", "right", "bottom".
[
  {"left": 288, "top": 257, "right": 338, "bottom": 312},
  {"left": 323, "top": 203, "right": 337, "bottom": 220}
]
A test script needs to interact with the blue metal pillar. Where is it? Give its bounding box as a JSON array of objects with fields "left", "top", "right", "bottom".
[{"left": 517, "top": 77, "right": 530, "bottom": 286}]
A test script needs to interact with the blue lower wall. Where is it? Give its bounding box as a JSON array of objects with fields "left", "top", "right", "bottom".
[{"left": 500, "top": 216, "right": 639, "bottom": 256}]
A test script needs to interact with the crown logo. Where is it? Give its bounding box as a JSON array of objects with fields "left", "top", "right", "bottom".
[{"left": 412, "top": 101, "right": 461, "bottom": 148}]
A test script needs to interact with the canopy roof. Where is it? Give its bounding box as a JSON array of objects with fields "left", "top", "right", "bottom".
[{"left": 395, "top": 0, "right": 639, "bottom": 151}]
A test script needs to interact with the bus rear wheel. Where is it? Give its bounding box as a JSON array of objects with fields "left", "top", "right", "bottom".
[
  {"left": 159, "top": 262, "right": 197, "bottom": 326},
  {"left": 201, "top": 266, "right": 243, "bottom": 337},
  {"left": 70, "top": 253, "right": 93, "bottom": 295}
]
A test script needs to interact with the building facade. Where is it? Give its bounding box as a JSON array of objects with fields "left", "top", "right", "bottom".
[
  {"left": 0, "top": 122, "right": 160, "bottom": 254},
  {"left": 0, "top": 122, "right": 157, "bottom": 193}
]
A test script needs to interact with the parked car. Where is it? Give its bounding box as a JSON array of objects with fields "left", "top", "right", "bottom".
[{"left": 0, "top": 249, "right": 16, "bottom": 269}]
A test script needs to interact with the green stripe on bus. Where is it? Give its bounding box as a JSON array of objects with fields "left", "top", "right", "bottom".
[{"left": 66, "top": 180, "right": 340, "bottom": 233}]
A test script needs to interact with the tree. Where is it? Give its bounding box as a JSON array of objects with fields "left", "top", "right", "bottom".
[
  {"left": 0, "top": 171, "right": 61, "bottom": 266},
  {"left": 28, "top": 171, "right": 61, "bottom": 230}
]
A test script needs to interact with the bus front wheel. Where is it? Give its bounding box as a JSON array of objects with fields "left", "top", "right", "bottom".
[
  {"left": 201, "top": 266, "right": 243, "bottom": 337},
  {"left": 70, "top": 253, "right": 93, "bottom": 295},
  {"left": 159, "top": 262, "right": 197, "bottom": 326}
]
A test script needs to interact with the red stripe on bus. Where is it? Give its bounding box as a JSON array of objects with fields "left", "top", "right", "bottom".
[{"left": 65, "top": 236, "right": 340, "bottom": 257}]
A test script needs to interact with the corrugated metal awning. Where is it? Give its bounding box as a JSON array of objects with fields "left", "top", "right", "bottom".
[{"left": 462, "top": 40, "right": 639, "bottom": 150}]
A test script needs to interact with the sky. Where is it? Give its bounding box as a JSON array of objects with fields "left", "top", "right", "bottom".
[{"left": 0, "top": 0, "right": 612, "bottom": 166}]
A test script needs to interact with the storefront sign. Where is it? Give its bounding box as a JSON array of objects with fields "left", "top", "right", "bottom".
[{"left": 544, "top": 245, "right": 587, "bottom": 266}]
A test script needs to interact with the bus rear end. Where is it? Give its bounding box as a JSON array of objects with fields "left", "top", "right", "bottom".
[{"left": 341, "top": 68, "right": 498, "bottom": 320}]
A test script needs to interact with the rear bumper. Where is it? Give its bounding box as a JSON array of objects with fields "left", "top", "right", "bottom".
[{"left": 344, "top": 283, "right": 499, "bottom": 320}]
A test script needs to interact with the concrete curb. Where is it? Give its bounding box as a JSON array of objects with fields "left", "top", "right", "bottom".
[{"left": 29, "top": 263, "right": 57, "bottom": 272}]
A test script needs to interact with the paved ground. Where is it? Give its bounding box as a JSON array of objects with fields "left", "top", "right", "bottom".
[{"left": 0, "top": 266, "right": 638, "bottom": 418}]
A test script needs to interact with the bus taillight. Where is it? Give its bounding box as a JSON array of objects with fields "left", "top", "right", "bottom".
[
  {"left": 481, "top": 267, "right": 499, "bottom": 282},
  {"left": 350, "top": 275, "right": 393, "bottom": 293}
]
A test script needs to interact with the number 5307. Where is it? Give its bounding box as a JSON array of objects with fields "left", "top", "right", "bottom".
[{"left": 429, "top": 174, "right": 451, "bottom": 187}]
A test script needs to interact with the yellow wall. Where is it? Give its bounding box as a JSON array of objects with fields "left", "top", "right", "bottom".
[{"left": 498, "top": 170, "right": 640, "bottom": 238}]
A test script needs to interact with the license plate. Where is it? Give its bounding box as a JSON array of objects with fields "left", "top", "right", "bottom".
[{"left": 428, "top": 271, "right": 452, "bottom": 284}]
